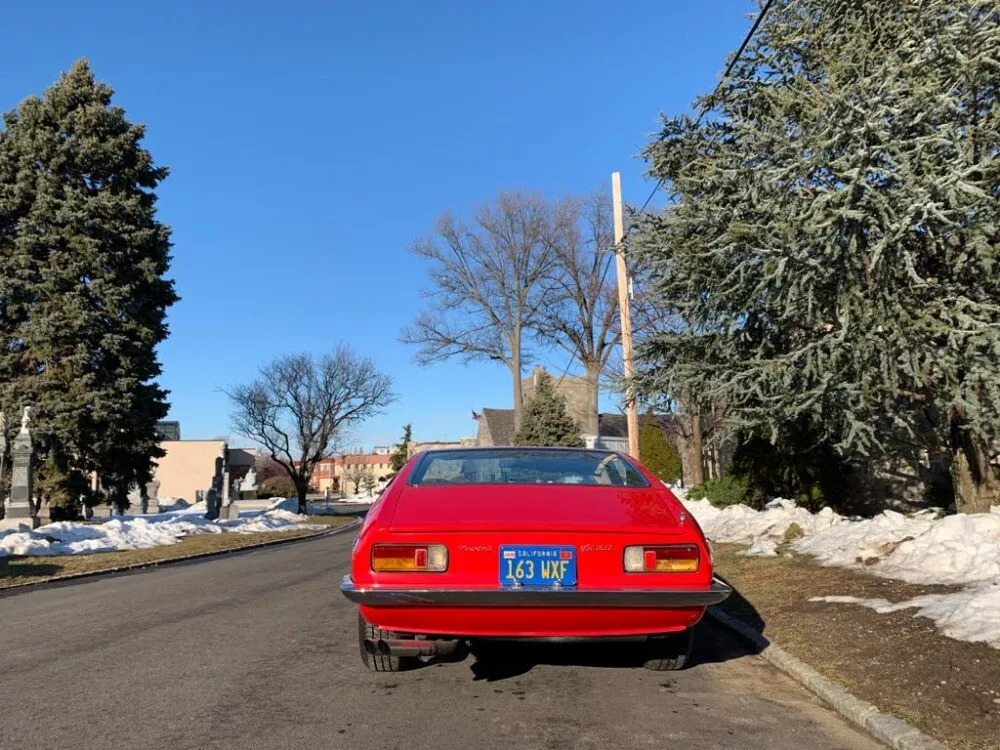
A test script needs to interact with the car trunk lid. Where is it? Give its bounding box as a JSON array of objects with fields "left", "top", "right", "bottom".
[{"left": 388, "top": 483, "right": 684, "bottom": 533}]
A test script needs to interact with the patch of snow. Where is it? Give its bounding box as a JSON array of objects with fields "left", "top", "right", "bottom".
[
  {"left": 0, "top": 508, "right": 323, "bottom": 559},
  {"left": 740, "top": 538, "right": 779, "bottom": 557},
  {"left": 682, "top": 494, "right": 1000, "bottom": 650},
  {"left": 810, "top": 587, "right": 1000, "bottom": 649}
]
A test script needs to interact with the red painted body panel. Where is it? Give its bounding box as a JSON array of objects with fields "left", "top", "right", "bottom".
[{"left": 348, "top": 452, "right": 716, "bottom": 638}]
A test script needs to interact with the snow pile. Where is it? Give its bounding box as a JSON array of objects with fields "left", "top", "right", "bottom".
[
  {"left": 680, "top": 493, "right": 1000, "bottom": 650},
  {"left": 0, "top": 509, "right": 323, "bottom": 558},
  {"left": 810, "top": 588, "right": 1000, "bottom": 649},
  {"left": 684, "top": 497, "right": 842, "bottom": 544}
]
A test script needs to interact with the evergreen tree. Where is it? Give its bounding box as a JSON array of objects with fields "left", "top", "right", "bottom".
[
  {"left": 639, "top": 411, "right": 682, "bottom": 484},
  {"left": 513, "top": 372, "right": 584, "bottom": 447},
  {"left": 633, "top": 1, "right": 1000, "bottom": 512},
  {"left": 0, "top": 60, "right": 177, "bottom": 509},
  {"left": 390, "top": 423, "right": 412, "bottom": 472}
]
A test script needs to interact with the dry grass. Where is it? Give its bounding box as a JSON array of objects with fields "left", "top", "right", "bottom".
[
  {"left": 0, "top": 515, "right": 353, "bottom": 589},
  {"left": 714, "top": 544, "right": 1000, "bottom": 750}
]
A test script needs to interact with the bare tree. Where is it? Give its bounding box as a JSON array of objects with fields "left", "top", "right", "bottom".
[
  {"left": 227, "top": 346, "right": 394, "bottom": 514},
  {"left": 532, "top": 191, "right": 620, "bottom": 436},
  {"left": 343, "top": 463, "right": 365, "bottom": 495},
  {"left": 401, "top": 191, "right": 560, "bottom": 427}
]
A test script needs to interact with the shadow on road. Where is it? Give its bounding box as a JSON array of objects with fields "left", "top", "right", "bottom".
[
  {"left": 463, "top": 620, "right": 764, "bottom": 682},
  {"left": 450, "top": 577, "right": 768, "bottom": 682}
]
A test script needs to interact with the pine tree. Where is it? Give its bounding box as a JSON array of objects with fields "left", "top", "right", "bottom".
[
  {"left": 390, "top": 423, "right": 412, "bottom": 472},
  {"left": 0, "top": 60, "right": 177, "bottom": 509},
  {"left": 633, "top": 1, "right": 1000, "bottom": 512},
  {"left": 639, "top": 411, "right": 682, "bottom": 484},
  {"left": 513, "top": 372, "right": 584, "bottom": 447}
]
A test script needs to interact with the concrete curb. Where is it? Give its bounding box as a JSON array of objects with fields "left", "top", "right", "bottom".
[
  {"left": 0, "top": 518, "right": 361, "bottom": 598},
  {"left": 707, "top": 607, "right": 947, "bottom": 750}
]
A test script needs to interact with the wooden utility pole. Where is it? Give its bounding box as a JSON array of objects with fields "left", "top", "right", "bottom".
[{"left": 611, "top": 172, "right": 640, "bottom": 459}]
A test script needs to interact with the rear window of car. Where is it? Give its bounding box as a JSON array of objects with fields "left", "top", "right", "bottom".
[{"left": 409, "top": 449, "right": 649, "bottom": 487}]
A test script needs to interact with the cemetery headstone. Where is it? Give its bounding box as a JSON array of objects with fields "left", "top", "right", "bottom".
[
  {"left": 220, "top": 467, "right": 240, "bottom": 520},
  {"left": 0, "top": 411, "right": 7, "bottom": 518},
  {"left": 1, "top": 407, "right": 39, "bottom": 531},
  {"left": 145, "top": 478, "right": 161, "bottom": 514},
  {"left": 127, "top": 484, "right": 146, "bottom": 515}
]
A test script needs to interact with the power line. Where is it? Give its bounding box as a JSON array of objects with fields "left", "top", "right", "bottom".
[{"left": 635, "top": 0, "right": 776, "bottom": 217}]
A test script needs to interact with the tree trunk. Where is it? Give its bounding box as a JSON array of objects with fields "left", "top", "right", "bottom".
[
  {"left": 582, "top": 360, "right": 601, "bottom": 438},
  {"left": 949, "top": 427, "right": 1000, "bottom": 513},
  {"left": 688, "top": 401, "right": 704, "bottom": 486},
  {"left": 296, "top": 479, "right": 309, "bottom": 515},
  {"left": 511, "top": 338, "right": 524, "bottom": 432}
]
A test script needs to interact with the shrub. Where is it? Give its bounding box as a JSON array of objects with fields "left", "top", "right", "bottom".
[
  {"left": 259, "top": 474, "right": 296, "bottom": 497},
  {"left": 687, "top": 475, "right": 757, "bottom": 508},
  {"left": 639, "top": 412, "right": 683, "bottom": 484}
]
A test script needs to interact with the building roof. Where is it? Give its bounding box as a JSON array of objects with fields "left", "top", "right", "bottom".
[
  {"left": 479, "top": 409, "right": 677, "bottom": 445},
  {"left": 480, "top": 408, "right": 517, "bottom": 446}
]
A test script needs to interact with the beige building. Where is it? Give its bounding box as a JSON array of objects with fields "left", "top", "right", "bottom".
[
  {"left": 310, "top": 451, "right": 395, "bottom": 494},
  {"left": 152, "top": 440, "right": 258, "bottom": 503},
  {"left": 153, "top": 440, "right": 227, "bottom": 503}
]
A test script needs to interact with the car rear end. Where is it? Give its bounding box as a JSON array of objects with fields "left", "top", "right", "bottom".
[{"left": 342, "top": 448, "right": 729, "bottom": 668}]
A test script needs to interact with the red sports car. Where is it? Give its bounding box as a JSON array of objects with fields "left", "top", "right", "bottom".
[{"left": 340, "top": 447, "right": 730, "bottom": 672}]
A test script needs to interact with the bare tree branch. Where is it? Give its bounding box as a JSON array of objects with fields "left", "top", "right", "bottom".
[
  {"left": 226, "top": 345, "right": 395, "bottom": 513},
  {"left": 401, "top": 191, "right": 561, "bottom": 424}
]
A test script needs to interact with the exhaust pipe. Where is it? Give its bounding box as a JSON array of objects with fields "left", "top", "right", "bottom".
[{"left": 373, "top": 638, "right": 463, "bottom": 658}]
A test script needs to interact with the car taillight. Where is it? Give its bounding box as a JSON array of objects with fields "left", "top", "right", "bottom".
[
  {"left": 371, "top": 544, "right": 448, "bottom": 572},
  {"left": 623, "top": 544, "right": 699, "bottom": 573}
]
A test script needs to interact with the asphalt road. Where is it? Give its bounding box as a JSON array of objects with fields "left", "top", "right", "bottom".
[{"left": 0, "top": 528, "right": 882, "bottom": 750}]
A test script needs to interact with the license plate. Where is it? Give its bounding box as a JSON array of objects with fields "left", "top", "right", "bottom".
[{"left": 499, "top": 545, "right": 576, "bottom": 587}]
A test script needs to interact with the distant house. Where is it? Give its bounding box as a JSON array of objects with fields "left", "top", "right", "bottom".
[
  {"left": 407, "top": 438, "right": 477, "bottom": 457},
  {"left": 474, "top": 408, "right": 678, "bottom": 454},
  {"left": 309, "top": 450, "right": 396, "bottom": 494}
]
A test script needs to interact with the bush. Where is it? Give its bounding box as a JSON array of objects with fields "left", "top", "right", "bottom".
[
  {"left": 687, "top": 475, "right": 759, "bottom": 508},
  {"left": 259, "top": 474, "right": 296, "bottom": 497},
  {"left": 639, "top": 412, "right": 683, "bottom": 484}
]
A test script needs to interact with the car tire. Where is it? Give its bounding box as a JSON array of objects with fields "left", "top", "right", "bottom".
[
  {"left": 358, "top": 613, "right": 417, "bottom": 672},
  {"left": 643, "top": 628, "right": 693, "bottom": 671}
]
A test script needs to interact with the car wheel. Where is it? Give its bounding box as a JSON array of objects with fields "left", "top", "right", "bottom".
[
  {"left": 643, "top": 628, "right": 693, "bottom": 671},
  {"left": 358, "top": 613, "right": 417, "bottom": 672}
]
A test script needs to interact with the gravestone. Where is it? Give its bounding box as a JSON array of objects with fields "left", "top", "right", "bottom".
[
  {"left": 127, "top": 484, "right": 146, "bottom": 515},
  {"left": 205, "top": 488, "right": 220, "bottom": 520},
  {"left": 145, "top": 479, "right": 161, "bottom": 514},
  {"left": 204, "top": 456, "right": 224, "bottom": 520},
  {"left": 0, "top": 411, "right": 7, "bottom": 518},
  {"left": 220, "top": 468, "right": 240, "bottom": 520},
  {"left": 91, "top": 503, "right": 113, "bottom": 518},
  {"left": 239, "top": 465, "right": 258, "bottom": 500},
  {"left": 1, "top": 407, "right": 39, "bottom": 532},
  {"left": 36, "top": 497, "right": 52, "bottom": 526}
]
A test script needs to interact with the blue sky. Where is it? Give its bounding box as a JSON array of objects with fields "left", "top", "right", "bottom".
[{"left": 3, "top": 0, "right": 755, "bottom": 450}]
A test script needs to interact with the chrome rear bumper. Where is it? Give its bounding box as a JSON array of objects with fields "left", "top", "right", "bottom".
[{"left": 340, "top": 575, "right": 731, "bottom": 608}]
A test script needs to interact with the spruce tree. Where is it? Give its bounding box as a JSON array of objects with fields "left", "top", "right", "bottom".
[
  {"left": 390, "top": 423, "right": 412, "bottom": 472},
  {"left": 513, "top": 372, "right": 584, "bottom": 447},
  {"left": 639, "top": 411, "right": 682, "bottom": 484},
  {"left": 0, "top": 60, "right": 177, "bottom": 509},
  {"left": 633, "top": 1, "right": 1000, "bottom": 512}
]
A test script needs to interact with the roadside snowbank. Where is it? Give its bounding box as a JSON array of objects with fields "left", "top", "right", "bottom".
[
  {"left": 678, "top": 491, "right": 1000, "bottom": 649},
  {"left": 0, "top": 509, "right": 324, "bottom": 558}
]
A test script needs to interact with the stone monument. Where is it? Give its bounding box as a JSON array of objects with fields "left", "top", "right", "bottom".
[
  {"left": 127, "top": 484, "right": 146, "bottom": 515},
  {"left": 239, "top": 465, "right": 258, "bottom": 498},
  {"left": 145, "top": 478, "right": 161, "bottom": 514},
  {"left": 220, "top": 467, "right": 240, "bottom": 520},
  {"left": 1, "top": 407, "right": 40, "bottom": 532},
  {"left": 0, "top": 411, "right": 7, "bottom": 518},
  {"left": 204, "top": 456, "right": 224, "bottom": 520}
]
